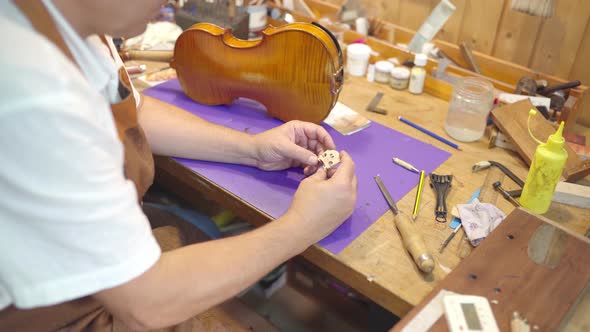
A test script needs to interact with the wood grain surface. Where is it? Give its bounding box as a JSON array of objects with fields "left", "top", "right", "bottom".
[{"left": 390, "top": 208, "right": 590, "bottom": 332}]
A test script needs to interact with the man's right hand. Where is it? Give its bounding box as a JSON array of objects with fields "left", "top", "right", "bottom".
[{"left": 284, "top": 151, "right": 357, "bottom": 245}]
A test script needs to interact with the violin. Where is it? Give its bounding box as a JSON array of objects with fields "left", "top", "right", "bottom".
[{"left": 170, "top": 22, "right": 343, "bottom": 124}]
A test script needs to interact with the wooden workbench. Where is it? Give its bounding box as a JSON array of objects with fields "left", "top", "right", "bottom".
[{"left": 134, "top": 66, "right": 590, "bottom": 318}]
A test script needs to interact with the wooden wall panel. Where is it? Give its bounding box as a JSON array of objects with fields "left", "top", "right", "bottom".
[
  {"left": 571, "top": 22, "right": 590, "bottom": 126},
  {"left": 360, "top": 0, "right": 401, "bottom": 22},
  {"left": 398, "top": 0, "right": 433, "bottom": 31},
  {"left": 492, "top": 4, "right": 542, "bottom": 67},
  {"left": 434, "top": 0, "right": 466, "bottom": 44},
  {"left": 529, "top": 0, "right": 590, "bottom": 78},
  {"left": 308, "top": 0, "right": 590, "bottom": 125},
  {"left": 458, "top": 0, "right": 504, "bottom": 53}
]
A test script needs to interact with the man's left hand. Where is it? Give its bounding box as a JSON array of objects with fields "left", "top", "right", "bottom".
[{"left": 253, "top": 121, "right": 336, "bottom": 174}]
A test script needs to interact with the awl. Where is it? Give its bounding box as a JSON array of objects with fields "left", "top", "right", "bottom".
[{"left": 375, "top": 176, "right": 435, "bottom": 273}]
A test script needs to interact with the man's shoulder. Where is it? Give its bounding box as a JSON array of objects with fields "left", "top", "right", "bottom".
[
  {"left": 0, "top": 16, "right": 87, "bottom": 103},
  {"left": 0, "top": 20, "right": 107, "bottom": 129}
]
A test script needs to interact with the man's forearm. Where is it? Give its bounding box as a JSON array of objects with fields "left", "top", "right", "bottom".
[
  {"left": 95, "top": 212, "right": 311, "bottom": 329},
  {"left": 138, "top": 94, "right": 258, "bottom": 166}
]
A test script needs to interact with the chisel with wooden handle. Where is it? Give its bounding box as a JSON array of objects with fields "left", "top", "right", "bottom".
[{"left": 375, "top": 176, "right": 435, "bottom": 273}]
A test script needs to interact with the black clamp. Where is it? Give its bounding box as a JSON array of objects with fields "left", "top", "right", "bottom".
[{"left": 430, "top": 174, "right": 453, "bottom": 223}]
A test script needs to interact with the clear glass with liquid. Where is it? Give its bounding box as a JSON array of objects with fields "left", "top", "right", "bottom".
[{"left": 444, "top": 77, "right": 494, "bottom": 142}]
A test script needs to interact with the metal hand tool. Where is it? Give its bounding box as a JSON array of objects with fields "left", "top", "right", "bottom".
[{"left": 375, "top": 176, "right": 435, "bottom": 273}]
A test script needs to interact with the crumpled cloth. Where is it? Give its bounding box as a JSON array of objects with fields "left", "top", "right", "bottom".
[
  {"left": 125, "top": 21, "right": 182, "bottom": 51},
  {"left": 457, "top": 198, "right": 506, "bottom": 246}
]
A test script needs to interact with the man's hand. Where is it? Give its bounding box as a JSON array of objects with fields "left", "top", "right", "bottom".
[
  {"left": 253, "top": 121, "right": 335, "bottom": 174},
  {"left": 282, "top": 151, "right": 357, "bottom": 244}
]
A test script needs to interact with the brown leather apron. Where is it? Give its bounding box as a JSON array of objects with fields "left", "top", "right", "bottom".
[{"left": 0, "top": 1, "right": 155, "bottom": 330}]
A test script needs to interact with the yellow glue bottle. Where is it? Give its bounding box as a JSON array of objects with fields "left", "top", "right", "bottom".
[{"left": 519, "top": 109, "right": 568, "bottom": 214}]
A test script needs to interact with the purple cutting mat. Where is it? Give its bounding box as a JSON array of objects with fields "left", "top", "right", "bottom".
[{"left": 144, "top": 79, "right": 451, "bottom": 253}]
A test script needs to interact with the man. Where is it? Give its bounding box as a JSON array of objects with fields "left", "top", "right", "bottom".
[{"left": 0, "top": 0, "right": 357, "bottom": 330}]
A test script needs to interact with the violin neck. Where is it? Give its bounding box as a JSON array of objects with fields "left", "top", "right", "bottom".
[{"left": 119, "top": 50, "right": 173, "bottom": 62}]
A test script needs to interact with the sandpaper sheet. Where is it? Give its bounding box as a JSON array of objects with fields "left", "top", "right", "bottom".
[{"left": 144, "top": 80, "right": 451, "bottom": 253}]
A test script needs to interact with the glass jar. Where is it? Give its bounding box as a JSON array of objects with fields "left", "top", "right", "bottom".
[
  {"left": 390, "top": 67, "right": 410, "bottom": 90},
  {"left": 374, "top": 61, "right": 394, "bottom": 83},
  {"left": 444, "top": 77, "right": 494, "bottom": 142}
]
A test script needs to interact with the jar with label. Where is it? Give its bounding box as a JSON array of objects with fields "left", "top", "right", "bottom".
[
  {"left": 444, "top": 77, "right": 494, "bottom": 142},
  {"left": 346, "top": 44, "right": 372, "bottom": 77},
  {"left": 374, "top": 61, "right": 394, "bottom": 83},
  {"left": 408, "top": 53, "right": 427, "bottom": 94},
  {"left": 390, "top": 67, "right": 410, "bottom": 90}
]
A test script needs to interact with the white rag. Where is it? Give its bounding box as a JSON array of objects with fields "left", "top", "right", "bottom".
[{"left": 458, "top": 198, "right": 506, "bottom": 246}]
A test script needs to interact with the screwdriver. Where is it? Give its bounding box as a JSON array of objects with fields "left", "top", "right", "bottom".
[
  {"left": 439, "top": 224, "right": 462, "bottom": 253},
  {"left": 375, "top": 176, "right": 435, "bottom": 273}
]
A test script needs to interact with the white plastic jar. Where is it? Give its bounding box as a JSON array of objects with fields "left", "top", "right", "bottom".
[
  {"left": 390, "top": 67, "right": 410, "bottom": 90},
  {"left": 374, "top": 61, "right": 394, "bottom": 83},
  {"left": 347, "top": 43, "right": 372, "bottom": 77}
]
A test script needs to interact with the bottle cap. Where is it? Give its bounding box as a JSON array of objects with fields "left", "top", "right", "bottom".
[
  {"left": 375, "top": 60, "right": 394, "bottom": 73},
  {"left": 347, "top": 43, "right": 372, "bottom": 58},
  {"left": 546, "top": 121, "right": 565, "bottom": 152},
  {"left": 527, "top": 108, "right": 566, "bottom": 153},
  {"left": 391, "top": 67, "right": 410, "bottom": 79},
  {"left": 414, "top": 53, "right": 427, "bottom": 66}
]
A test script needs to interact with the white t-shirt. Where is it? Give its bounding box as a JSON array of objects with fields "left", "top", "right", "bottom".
[{"left": 0, "top": 1, "right": 160, "bottom": 310}]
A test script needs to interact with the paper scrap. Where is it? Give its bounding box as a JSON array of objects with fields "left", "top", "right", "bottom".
[
  {"left": 323, "top": 102, "right": 371, "bottom": 135},
  {"left": 136, "top": 67, "right": 177, "bottom": 87}
]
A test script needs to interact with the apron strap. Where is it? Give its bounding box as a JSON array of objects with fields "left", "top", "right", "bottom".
[{"left": 13, "top": 0, "right": 80, "bottom": 70}]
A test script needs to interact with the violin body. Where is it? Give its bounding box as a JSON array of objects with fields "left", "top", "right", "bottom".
[{"left": 171, "top": 22, "right": 343, "bottom": 124}]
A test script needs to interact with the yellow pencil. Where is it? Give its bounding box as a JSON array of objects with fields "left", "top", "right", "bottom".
[{"left": 412, "top": 170, "right": 425, "bottom": 220}]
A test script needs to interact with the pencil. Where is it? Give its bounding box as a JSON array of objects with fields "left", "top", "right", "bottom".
[
  {"left": 412, "top": 170, "right": 425, "bottom": 220},
  {"left": 398, "top": 116, "right": 461, "bottom": 150}
]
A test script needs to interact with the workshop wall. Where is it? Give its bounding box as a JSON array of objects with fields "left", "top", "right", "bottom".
[{"left": 323, "top": 0, "right": 590, "bottom": 126}]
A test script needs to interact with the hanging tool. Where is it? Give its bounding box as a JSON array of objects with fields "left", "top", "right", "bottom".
[
  {"left": 537, "top": 80, "right": 581, "bottom": 96},
  {"left": 430, "top": 174, "right": 453, "bottom": 223},
  {"left": 494, "top": 181, "right": 522, "bottom": 207},
  {"left": 375, "top": 176, "right": 435, "bottom": 273},
  {"left": 472, "top": 160, "right": 524, "bottom": 197}
]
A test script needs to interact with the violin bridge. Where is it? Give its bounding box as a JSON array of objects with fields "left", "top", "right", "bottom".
[{"left": 318, "top": 150, "right": 341, "bottom": 170}]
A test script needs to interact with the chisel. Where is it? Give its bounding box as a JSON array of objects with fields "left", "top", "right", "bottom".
[{"left": 375, "top": 176, "right": 435, "bottom": 273}]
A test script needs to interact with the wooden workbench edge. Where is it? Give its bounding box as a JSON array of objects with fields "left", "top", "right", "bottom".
[{"left": 153, "top": 155, "right": 415, "bottom": 316}]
